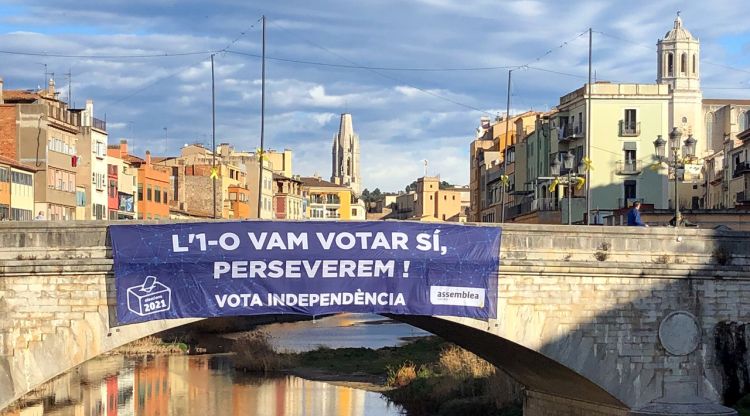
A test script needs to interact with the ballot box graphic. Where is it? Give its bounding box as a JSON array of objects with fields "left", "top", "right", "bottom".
[{"left": 127, "top": 276, "right": 172, "bottom": 316}]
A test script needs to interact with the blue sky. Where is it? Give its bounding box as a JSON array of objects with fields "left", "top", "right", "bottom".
[{"left": 1, "top": 0, "right": 749, "bottom": 191}]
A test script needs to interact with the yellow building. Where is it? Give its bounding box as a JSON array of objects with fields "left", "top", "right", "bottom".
[
  {"left": 393, "top": 176, "right": 469, "bottom": 222},
  {"left": 0, "top": 155, "right": 35, "bottom": 220},
  {"left": 300, "top": 176, "right": 354, "bottom": 220}
]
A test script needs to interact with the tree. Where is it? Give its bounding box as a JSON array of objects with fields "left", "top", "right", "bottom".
[
  {"left": 371, "top": 188, "right": 382, "bottom": 201},
  {"left": 361, "top": 188, "right": 370, "bottom": 202},
  {"left": 439, "top": 180, "right": 453, "bottom": 189}
]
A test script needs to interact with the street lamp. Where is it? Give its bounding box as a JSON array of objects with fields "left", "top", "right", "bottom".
[
  {"left": 653, "top": 127, "right": 697, "bottom": 226},
  {"left": 549, "top": 153, "right": 583, "bottom": 225}
]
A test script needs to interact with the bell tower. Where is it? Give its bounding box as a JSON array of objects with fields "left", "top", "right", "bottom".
[
  {"left": 657, "top": 12, "right": 700, "bottom": 92},
  {"left": 657, "top": 13, "right": 705, "bottom": 155}
]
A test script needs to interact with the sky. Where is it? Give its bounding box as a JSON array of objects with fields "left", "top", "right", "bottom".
[{"left": 1, "top": 1, "right": 749, "bottom": 192}]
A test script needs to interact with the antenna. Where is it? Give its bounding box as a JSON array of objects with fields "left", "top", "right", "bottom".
[{"left": 64, "top": 69, "right": 72, "bottom": 106}]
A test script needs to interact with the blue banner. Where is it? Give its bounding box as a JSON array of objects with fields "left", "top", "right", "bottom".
[{"left": 110, "top": 221, "right": 501, "bottom": 324}]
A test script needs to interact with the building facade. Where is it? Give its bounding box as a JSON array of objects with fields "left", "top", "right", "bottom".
[
  {"left": 301, "top": 176, "right": 356, "bottom": 220},
  {"left": 76, "top": 100, "right": 109, "bottom": 220},
  {"left": 0, "top": 155, "right": 35, "bottom": 220},
  {"left": 273, "top": 173, "right": 303, "bottom": 220}
]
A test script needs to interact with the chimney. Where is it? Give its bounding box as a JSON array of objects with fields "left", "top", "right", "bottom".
[
  {"left": 0, "top": 78, "right": 4, "bottom": 104},
  {"left": 119, "top": 139, "right": 128, "bottom": 158},
  {"left": 145, "top": 150, "right": 151, "bottom": 165}
]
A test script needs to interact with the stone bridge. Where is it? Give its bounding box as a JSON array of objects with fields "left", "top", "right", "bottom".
[{"left": 1, "top": 221, "right": 749, "bottom": 415}]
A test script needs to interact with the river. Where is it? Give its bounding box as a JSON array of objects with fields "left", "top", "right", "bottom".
[{"left": 3, "top": 314, "right": 430, "bottom": 416}]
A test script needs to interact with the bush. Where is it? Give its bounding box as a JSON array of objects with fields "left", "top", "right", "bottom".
[
  {"left": 387, "top": 361, "right": 417, "bottom": 387},
  {"left": 438, "top": 344, "right": 495, "bottom": 379},
  {"left": 230, "top": 330, "right": 286, "bottom": 372}
]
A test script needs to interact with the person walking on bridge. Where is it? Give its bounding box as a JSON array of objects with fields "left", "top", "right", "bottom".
[{"left": 627, "top": 201, "right": 648, "bottom": 227}]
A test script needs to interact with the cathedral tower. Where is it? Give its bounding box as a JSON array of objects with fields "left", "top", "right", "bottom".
[
  {"left": 331, "top": 113, "right": 361, "bottom": 195},
  {"left": 657, "top": 13, "right": 705, "bottom": 155}
]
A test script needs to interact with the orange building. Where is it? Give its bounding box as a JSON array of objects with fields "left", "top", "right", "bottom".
[
  {"left": 0, "top": 154, "right": 36, "bottom": 221},
  {"left": 228, "top": 185, "right": 251, "bottom": 219},
  {"left": 108, "top": 142, "right": 169, "bottom": 220}
]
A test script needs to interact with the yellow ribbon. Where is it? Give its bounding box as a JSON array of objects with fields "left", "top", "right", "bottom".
[
  {"left": 500, "top": 175, "right": 509, "bottom": 186},
  {"left": 582, "top": 157, "right": 593, "bottom": 171},
  {"left": 210, "top": 167, "right": 219, "bottom": 179},
  {"left": 575, "top": 177, "right": 585, "bottom": 190},
  {"left": 550, "top": 177, "right": 560, "bottom": 189},
  {"left": 649, "top": 162, "right": 663, "bottom": 172}
]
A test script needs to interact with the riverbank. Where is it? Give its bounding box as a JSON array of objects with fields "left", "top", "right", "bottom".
[{"left": 231, "top": 332, "right": 522, "bottom": 416}]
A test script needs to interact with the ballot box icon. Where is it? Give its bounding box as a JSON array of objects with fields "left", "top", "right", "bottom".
[{"left": 127, "top": 276, "right": 172, "bottom": 316}]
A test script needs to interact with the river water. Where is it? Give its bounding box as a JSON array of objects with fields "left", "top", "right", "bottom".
[{"left": 3, "top": 314, "right": 430, "bottom": 416}]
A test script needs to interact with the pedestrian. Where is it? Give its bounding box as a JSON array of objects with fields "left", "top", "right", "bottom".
[
  {"left": 627, "top": 201, "right": 648, "bottom": 227},
  {"left": 34, "top": 211, "right": 45, "bottom": 220}
]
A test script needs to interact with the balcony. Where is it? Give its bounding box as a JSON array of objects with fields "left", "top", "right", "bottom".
[
  {"left": 617, "top": 197, "right": 644, "bottom": 208},
  {"left": 619, "top": 121, "right": 640, "bottom": 137},
  {"left": 93, "top": 117, "right": 107, "bottom": 131},
  {"left": 615, "top": 160, "right": 643, "bottom": 175},
  {"left": 733, "top": 162, "right": 750, "bottom": 179},
  {"left": 557, "top": 124, "right": 585, "bottom": 142},
  {"left": 505, "top": 197, "right": 559, "bottom": 219}
]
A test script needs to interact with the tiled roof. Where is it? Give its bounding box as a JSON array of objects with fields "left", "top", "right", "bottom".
[
  {"left": 299, "top": 176, "right": 346, "bottom": 189},
  {"left": 2, "top": 90, "right": 39, "bottom": 103},
  {"left": 0, "top": 155, "right": 38, "bottom": 172}
]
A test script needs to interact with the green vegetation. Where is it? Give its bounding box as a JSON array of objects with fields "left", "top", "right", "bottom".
[
  {"left": 293, "top": 336, "right": 446, "bottom": 376},
  {"left": 735, "top": 394, "right": 750, "bottom": 416}
]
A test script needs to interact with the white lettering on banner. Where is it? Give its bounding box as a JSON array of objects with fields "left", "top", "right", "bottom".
[
  {"left": 213, "top": 259, "right": 398, "bottom": 279},
  {"left": 171, "top": 231, "right": 447, "bottom": 255},
  {"left": 429, "top": 286, "right": 485, "bottom": 308},
  {"left": 213, "top": 291, "right": 407, "bottom": 308}
]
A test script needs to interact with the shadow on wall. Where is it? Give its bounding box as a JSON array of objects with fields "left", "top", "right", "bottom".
[{"left": 397, "top": 226, "right": 749, "bottom": 414}]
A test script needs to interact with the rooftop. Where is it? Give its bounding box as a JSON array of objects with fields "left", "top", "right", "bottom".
[
  {"left": 300, "top": 176, "right": 347, "bottom": 189},
  {"left": 0, "top": 155, "right": 38, "bottom": 172}
]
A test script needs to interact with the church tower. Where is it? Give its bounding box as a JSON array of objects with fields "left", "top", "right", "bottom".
[
  {"left": 657, "top": 13, "right": 705, "bottom": 156},
  {"left": 331, "top": 113, "right": 361, "bottom": 195},
  {"left": 657, "top": 13, "right": 700, "bottom": 91}
]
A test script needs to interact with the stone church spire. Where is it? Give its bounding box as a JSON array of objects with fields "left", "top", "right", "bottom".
[{"left": 331, "top": 113, "right": 361, "bottom": 195}]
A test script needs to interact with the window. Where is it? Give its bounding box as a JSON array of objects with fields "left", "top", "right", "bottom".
[
  {"left": 624, "top": 143, "right": 637, "bottom": 163},
  {"left": 109, "top": 180, "right": 117, "bottom": 197},
  {"left": 739, "top": 111, "right": 748, "bottom": 132},
  {"left": 11, "top": 171, "right": 32, "bottom": 186},
  {"left": 163, "top": 191, "right": 167, "bottom": 203},
  {"left": 692, "top": 54, "right": 696, "bottom": 74},
  {"left": 147, "top": 186, "right": 152, "bottom": 201},
  {"left": 667, "top": 53, "right": 674, "bottom": 77},
  {"left": 705, "top": 113, "right": 714, "bottom": 144},
  {"left": 681, "top": 53, "right": 687, "bottom": 74},
  {"left": 138, "top": 184, "right": 143, "bottom": 201},
  {"left": 0, "top": 167, "right": 8, "bottom": 182},
  {"left": 155, "top": 186, "right": 161, "bottom": 203},
  {"left": 624, "top": 180, "right": 637, "bottom": 200},
  {"left": 77, "top": 190, "right": 86, "bottom": 206}
]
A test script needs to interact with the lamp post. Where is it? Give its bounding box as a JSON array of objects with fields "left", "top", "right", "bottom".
[
  {"left": 550, "top": 153, "right": 583, "bottom": 225},
  {"left": 653, "top": 127, "right": 697, "bottom": 227}
]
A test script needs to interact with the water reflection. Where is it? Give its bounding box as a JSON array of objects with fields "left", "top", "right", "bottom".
[
  {"left": 3, "top": 355, "right": 402, "bottom": 416},
  {"left": 265, "top": 314, "right": 430, "bottom": 352}
]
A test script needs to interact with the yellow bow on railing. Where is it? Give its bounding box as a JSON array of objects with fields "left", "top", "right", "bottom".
[
  {"left": 500, "top": 175, "right": 510, "bottom": 187},
  {"left": 649, "top": 162, "right": 664, "bottom": 172},
  {"left": 582, "top": 157, "right": 593, "bottom": 172},
  {"left": 575, "top": 177, "right": 585, "bottom": 190},
  {"left": 550, "top": 177, "right": 560, "bottom": 189}
]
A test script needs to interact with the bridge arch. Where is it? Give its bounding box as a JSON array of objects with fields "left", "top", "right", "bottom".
[{"left": 1, "top": 221, "right": 748, "bottom": 415}]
